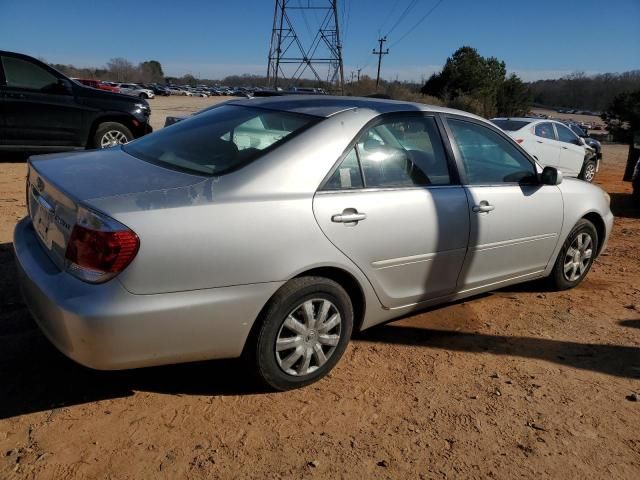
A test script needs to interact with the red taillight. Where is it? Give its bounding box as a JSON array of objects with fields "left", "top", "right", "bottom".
[
  {"left": 65, "top": 225, "right": 139, "bottom": 278},
  {"left": 515, "top": 138, "right": 524, "bottom": 144}
]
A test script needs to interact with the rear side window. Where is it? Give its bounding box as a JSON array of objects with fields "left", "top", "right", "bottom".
[
  {"left": 534, "top": 123, "right": 556, "bottom": 140},
  {"left": 491, "top": 119, "right": 531, "bottom": 131},
  {"left": 2, "top": 56, "right": 58, "bottom": 90},
  {"left": 324, "top": 149, "right": 363, "bottom": 190},
  {"left": 448, "top": 119, "right": 536, "bottom": 185},
  {"left": 322, "top": 115, "right": 451, "bottom": 190},
  {"left": 124, "top": 105, "right": 317, "bottom": 175}
]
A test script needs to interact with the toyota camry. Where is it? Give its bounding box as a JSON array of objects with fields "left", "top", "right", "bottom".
[{"left": 14, "top": 96, "right": 613, "bottom": 390}]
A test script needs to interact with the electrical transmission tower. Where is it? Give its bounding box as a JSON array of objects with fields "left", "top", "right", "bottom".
[{"left": 267, "top": 1, "right": 345, "bottom": 93}]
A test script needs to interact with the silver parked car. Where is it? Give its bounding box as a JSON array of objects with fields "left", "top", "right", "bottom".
[{"left": 14, "top": 96, "right": 613, "bottom": 390}]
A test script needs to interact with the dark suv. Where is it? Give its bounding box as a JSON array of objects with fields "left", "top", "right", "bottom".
[{"left": 0, "top": 50, "right": 152, "bottom": 151}]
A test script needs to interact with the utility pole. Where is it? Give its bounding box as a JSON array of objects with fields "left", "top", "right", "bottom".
[
  {"left": 357, "top": 68, "right": 361, "bottom": 81},
  {"left": 372, "top": 36, "right": 388, "bottom": 90},
  {"left": 350, "top": 71, "right": 355, "bottom": 84}
]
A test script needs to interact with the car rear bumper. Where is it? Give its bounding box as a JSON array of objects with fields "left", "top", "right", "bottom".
[{"left": 14, "top": 217, "right": 283, "bottom": 370}]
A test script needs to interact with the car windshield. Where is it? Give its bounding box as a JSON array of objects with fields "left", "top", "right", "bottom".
[
  {"left": 491, "top": 119, "right": 531, "bottom": 131},
  {"left": 123, "top": 105, "right": 318, "bottom": 175}
]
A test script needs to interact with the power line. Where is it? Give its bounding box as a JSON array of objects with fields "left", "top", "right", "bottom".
[
  {"left": 385, "top": 0, "right": 420, "bottom": 37},
  {"left": 388, "top": 0, "right": 445, "bottom": 48},
  {"left": 378, "top": 0, "right": 402, "bottom": 35}
]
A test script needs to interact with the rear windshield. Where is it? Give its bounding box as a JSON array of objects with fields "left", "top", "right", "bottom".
[
  {"left": 491, "top": 119, "right": 531, "bottom": 131},
  {"left": 123, "top": 105, "right": 317, "bottom": 175}
]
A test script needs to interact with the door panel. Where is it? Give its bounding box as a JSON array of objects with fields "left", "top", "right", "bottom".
[
  {"left": 314, "top": 187, "right": 469, "bottom": 308},
  {"left": 3, "top": 89, "right": 84, "bottom": 146},
  {"left": 445, "top": 117, "right": 564, "bottom": 291},
  {"left": 461, "top": 185, "right": 563, "bottom": 290},
  {"left": 554, "top": 123, "right": 585, "bottom": 176}
]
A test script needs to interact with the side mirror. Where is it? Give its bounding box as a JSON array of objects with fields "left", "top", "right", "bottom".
[
  {"left": 540, "top": 166, "right": 563, "bottom": 185},
  {"left": 576, "top": 137, "right": 585, "bottom": 146}
]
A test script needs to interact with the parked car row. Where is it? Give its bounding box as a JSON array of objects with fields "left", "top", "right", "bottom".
[{"left": 491, "top": 117, "right": 599, "bottom": 182}]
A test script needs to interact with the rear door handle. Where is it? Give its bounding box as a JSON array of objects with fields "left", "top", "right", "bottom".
[
  {"left": 472, "top": 202, "right": 494, "bottom": 213},
  {"left": 562, "top": 146, "right": 568, "bottom": 149},
  {"left": 331, "top": 209, "right": 367, "bottom": 223}
]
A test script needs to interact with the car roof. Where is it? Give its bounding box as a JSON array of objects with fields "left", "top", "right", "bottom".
[{"left": 226, "top": 95, "right": 485, "bottom": 120}]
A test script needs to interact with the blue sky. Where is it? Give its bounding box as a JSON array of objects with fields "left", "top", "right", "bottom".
[{"left": 1, "top": 0, "right": 639, "bottom": 82}]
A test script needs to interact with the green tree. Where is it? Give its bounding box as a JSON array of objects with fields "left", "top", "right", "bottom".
[
  {"left": 497, "top": 74, "right": 531, "bottom": 117},
  {"left": 603, "top": 89, "right": 640, "bottom": 180},
  {"left": 139, "top": 60, "right": 164, "bottom": 83},
  {"left": 421, "top": 46, "right": 518, "bottom": 117}
]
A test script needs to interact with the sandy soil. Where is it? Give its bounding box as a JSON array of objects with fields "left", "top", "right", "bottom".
[{"left": 0, "top": 106, "right": 639, "bottom": 479}]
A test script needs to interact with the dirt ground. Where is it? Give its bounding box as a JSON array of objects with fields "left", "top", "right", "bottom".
[{"left": 0, "top": 100, "right": 639, "bottom": 479}]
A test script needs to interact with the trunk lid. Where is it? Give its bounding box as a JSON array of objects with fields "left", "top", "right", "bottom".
[{"left": 27, "top": 147, "right": 206, "bottom": 270}]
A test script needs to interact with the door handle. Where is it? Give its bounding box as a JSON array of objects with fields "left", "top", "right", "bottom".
[
  {"left": 562, "top": 146, "right": 568, "bottom": 150},
  {"left": 331, "top": 209, "right": 367, "bottom": 224},
  {"left": 536, "top": 140, "right": 543, "bottom": 143},
  {"left": 472, "top": 201, "right": 495, "bottom": 213}
]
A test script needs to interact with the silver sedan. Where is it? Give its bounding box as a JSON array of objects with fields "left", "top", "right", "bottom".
[{"left": 14, "top": 96, "right": 614, "bottom": 390}]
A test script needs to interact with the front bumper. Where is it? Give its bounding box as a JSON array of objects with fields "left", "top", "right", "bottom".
[
  {"left": 601, "top": 209, "right": 614, "bottom": 254},
  {"left": 14, "top": 218, "right": 283, "bottom": 370}
]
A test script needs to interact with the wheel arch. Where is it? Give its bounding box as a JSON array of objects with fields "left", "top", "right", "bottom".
[
  {"left": 582, "top": 211, "right": 606, "bottom": 257},
  {"left": 291, "top": 266, "right": 367, "bottom": 333},
  {"left": 87, "top": 114, "right": 139, "bottom": 147}
]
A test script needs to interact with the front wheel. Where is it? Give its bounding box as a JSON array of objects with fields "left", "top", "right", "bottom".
[
  {"left": 139, "top": 93, "right": 148, "bottom": 99},
  {"left": 579, "top": 158, "right": 597, "bottom": 182},
  {"left": 94, "top": 122, "right": 133, "bottom": 149},
  {"left": 548, "top": 219, "right": 598, "bottom": 290},
  {"left": 249, "top": 277, "right": 353, "bottom": 391}
]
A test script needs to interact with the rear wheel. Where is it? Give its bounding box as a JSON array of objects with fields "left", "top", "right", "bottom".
[
  {"left": 94, "top": 122, "right": 133, "bottom": 149},
  {"left": 548, "top": 219, "right": 598, "bottom": 290},
  {"left": 579, "top": 158, "right": 597, "bottom": 182},
  {"left": 139, "top": 92, "right": 148, "bottom": 99},
  {"left": 249, "top": 276, "right": 353, "bottom": 391}
]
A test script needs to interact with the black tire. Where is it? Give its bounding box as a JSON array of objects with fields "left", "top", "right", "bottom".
[
  {"left": 548, "top": 219, "right": 598, "bottom": 291},
  {"left": 579, "top": 158, "right": 597, "bottom": 182},
  {"left": 93, "top": 122, "right": 133, "bottom": 149},
  {"left": 139, "top": 93, "right": 148, "bottom": 99},
  {"left": 248, "top": 276, "right": 353, "bottom": 391}
]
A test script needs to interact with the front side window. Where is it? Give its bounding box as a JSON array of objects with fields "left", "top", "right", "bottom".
[
  {"left": 555, "top": 123, "right": 580, "bottom": 144},
  {"left": 448, "top": 118, "right": 537, "bottom": 185},
  {"left": 2, "top": 56, "right": 58, "bottom": 91},
  {"left": 124, "top": 105, "right": 317, "bottom": 175},
  {"left": 535, "top": 123, "right": 555, "bottom": 140}
]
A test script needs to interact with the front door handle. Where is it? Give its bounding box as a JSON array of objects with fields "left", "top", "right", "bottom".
[
  {"left": 331, "top": 209, "right": 367, "bottom": 224},
  {"left": 562, "top": 146, "right": 568, "bottom": 150},
  {"left": 472, "top": 201, "right": 495, "bottom": 213}
]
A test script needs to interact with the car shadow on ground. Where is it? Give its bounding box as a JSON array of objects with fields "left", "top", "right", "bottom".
[
  {"left": 609, "top": 192, "right": 640, "bottom": 219},
  {"left": 619, "top": 319, "right": 640, "bottom": 329},
  {"left": 2, "top": 242, "right": 639, "bottom": 419}
]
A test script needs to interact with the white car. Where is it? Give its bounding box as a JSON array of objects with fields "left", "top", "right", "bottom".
[
  {"left": 117, "top": 83, "right": 155, "bottom": 100},
  {"left": 491, "top": 118, "right": 597, "bottom": 182}
]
